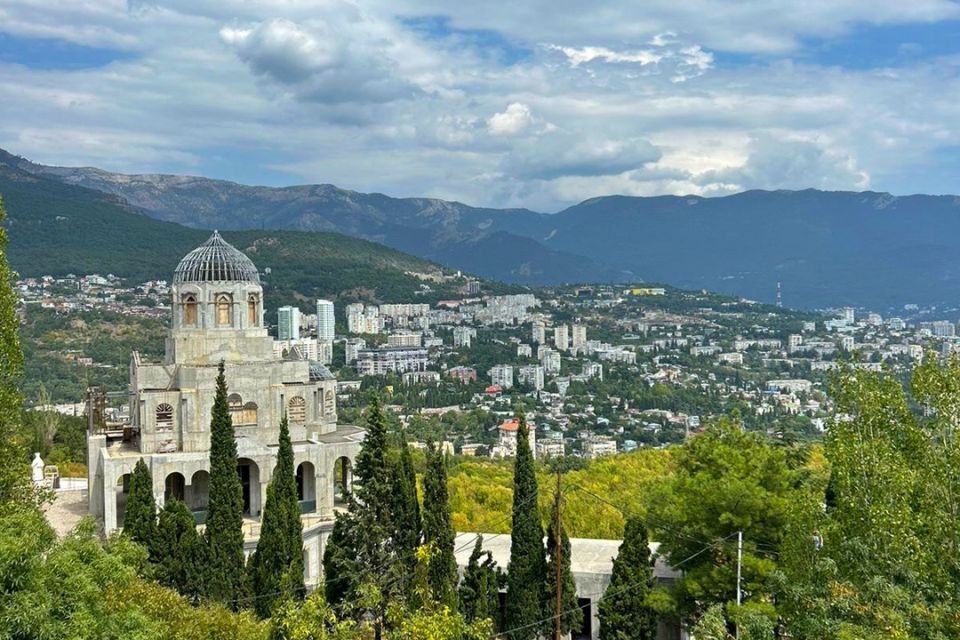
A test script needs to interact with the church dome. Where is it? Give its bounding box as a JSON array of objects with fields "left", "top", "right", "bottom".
[{"left": 173, "top": 231, "right": 260, "bottom": 284}]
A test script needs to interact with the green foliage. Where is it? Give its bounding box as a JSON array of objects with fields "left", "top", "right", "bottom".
[
  {"left": 777, "top": 360, "right": 960, "bottom": 639},
  {"left": 503, "top": 409, "right": 546, "bottom": 640},
  {"left": 421, "top": 442, "right": 458, "bottom": 609},
  {"left": 543, "top": 479, "right": 582, "bottom": 637},
  {"left": 125, "top": 458, "right": 158, "bottom": 547},
  {"left": 339, "top": 396, "right": 397, "bottom": 633},
  {"left": 0, "top": 194, "right": 36, "bottom": 510},
  {"left": 203, "top": 361, "right": 248, "bottom": 607},
  {"left": 153, "top": 498, "right": 203, "bottom": 599},
  {"left": 390, "top": 437, "right": 421, "bottom": 586},
  {"left": 458, "top": 536, "right": 502, "bottom": 630},
  {"left": 322, "top": 514, "right": 359, "bottom": 608},
  {"left": 597, "top": 517, "right": 657, "bottom": 640},
  {"left": 250, "top": 417, "right": 305, "bottom": 618},
  {"left": 647, "top": 417, "right": 802, "bottom": 618},
  {"left": 691, "top": 605, "right": 730, "bottom": 640}
]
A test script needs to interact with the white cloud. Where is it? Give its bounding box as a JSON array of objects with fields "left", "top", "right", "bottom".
[
  {"left": 0, "top": 0, "right": 958, "bottom": 213},
  {"left": 487, "top": 103, "right": 534, "bottom": 136}
]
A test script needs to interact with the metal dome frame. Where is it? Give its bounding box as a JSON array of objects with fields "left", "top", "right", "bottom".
[{"left": 173, "top": 231, "right": 261, "bottom": 284}]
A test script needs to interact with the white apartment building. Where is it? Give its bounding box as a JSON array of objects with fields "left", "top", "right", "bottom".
[
  {"left": 345, "top": 338, "right": 366, "bottom": 364},
  {"left": 517, "top": 365, "right": 545, "bottom": 391},
  {"left": 316, "top": 299, "right": 335, "bottom": 341},
  {"left": 453, "top": 326, "right": 476, "bottom": 348},
  {"left": 583, "top": 435, "right": 617, "bottom": 459},
  {"left": 571, "top": 324, "right": 587, "bottom": 349},
  {"left": 277, "top": 305, "right": 300, "bottom": 341},
  {"left": 489, "top": 364, "right": 514, "bottom": 389},
  {"left": 582, "top": 362, "right": 603, "bottom": 380},
  {"left": 554, "top": 325, "right": 569, "bottom": 351},
  {"left": 388, "top": 331, "right": 423, "bottom": 347},
  {"left": 532, "top": 319, "right": 546, "bottom": 345},
  {"left": 540, "top": 347, "right": 561, "bottom": 375},
  {"left": 355, "top": 346, "right": 428, "bottom": 376}
]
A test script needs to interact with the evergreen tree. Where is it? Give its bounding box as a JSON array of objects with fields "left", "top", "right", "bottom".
[
  {"left": 0, "top": 195, "right": 33, "bottom": 510},
  {"left": 124, "top": 458, "right": 157, "bottom": 547},
  {"left": 597, "top": 516, "right": 657, "bottom": 640},
  {"left": 249, "top": 416, "right": 305, "bottom": 618},
  {"left": 422, "top": 442, "right": 458, "bottom": 608},
  {"left": 344, "top": 396, "right": 397, "bottom": 637},
  {"left": 503, "top": 409, "right": 546, "bottom": 640},
  {"left": 459, "top": 535, "right": 502, "bottom": 630},
  {"left": 153, "top": 498, "right": 202, "bottom": 599},
  {"left": 543, "top": 476, "right": 581, "bottom": 638},
  {"left": 391, "top": 435, "right": 421, "bottom": 582},
  {"left": 202, "top": 361, "right": 248, "bottom": 607},
  {"left": 322, "top": 512, "right": 360, "bottom": 607}
]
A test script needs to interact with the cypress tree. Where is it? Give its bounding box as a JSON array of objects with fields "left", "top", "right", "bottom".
[
  {"left": 323, "top": 511, "right": 360, "bottom": 606},
  {"left": 124, "top": 458, "right": 157, "bottom": 547},
  {"left": 249, "top": 416, "right": 305, "bottom": 618},
  {"left": 543, "top": 477, "right": 582, "bottom": 638},
  {"left": 153, "top": 498, "right": 202, "bottom": 599},
  {"left": 421, "top": 442, "right": 458, "bottom": 608},
  {"left": 503, "top": 409, "right": 546, "bottom": 640},
  {"left": 597, "top": 516, "right": 657, "bottom": 640},
  {"left": 459, "top": 535, "right": 502, "bottom": 629},
  {"left": 391, "top": 435, "right": 421, "bottom": 590},
  {"left": 0, "top": 195, "right": 32, "bottom": 510},
  {"left": 345, "top": 395, "right": 397, "bottom": 636},
  {"left": 202, "top": 361, "right": 248, "bottom": 607}
]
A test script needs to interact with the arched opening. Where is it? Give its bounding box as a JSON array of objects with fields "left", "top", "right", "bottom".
[
  {"left": 323, "top": 389, "right": 335, "bottom": 416},
  {"left": 216, "top": 293, "right": 233, "bottom": 327},
  {"left": 237, "top": 458, "right": 261, "bottom": 517},
  {"left": 188, "top": 470, "right": 209, "bottom": 522},
  {"left": 333, "top": 456, "right": 352, "bottom": 506},
  {"left": 165, "top": 472, "right": 186, "bottom": 502},
  {"left": 182, "top": 294, "right": 198, "bottom": 327},
  {"left": 116, "top": 473, "right": 131, "bottom": 528},
  {"left": 296, "top": 461, "right": 316, "bottom": 513},
  {"left": 227, "top": 394, "right": 258, "bottom": 427},
  {"left": 247, "top": 294, "right": 259, "bottom": 326},
  {"left": 288, "top": 396, "right": 306, "bottom": 426},
  {"left": 155, "top": 403, "right": 174, "bottom": 432}
]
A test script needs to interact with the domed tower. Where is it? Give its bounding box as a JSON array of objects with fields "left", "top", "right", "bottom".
[{"left": 166, "top": 231, "right": 274, "bottom": 365}]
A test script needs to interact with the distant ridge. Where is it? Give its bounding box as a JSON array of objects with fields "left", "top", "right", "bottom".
[{"left": 5, "top": 147, "right": 960, "bottom": 310}]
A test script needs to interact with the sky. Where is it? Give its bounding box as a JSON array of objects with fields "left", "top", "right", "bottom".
[{"left": 2, "top": 1, "right": 960, "bottom": 212}]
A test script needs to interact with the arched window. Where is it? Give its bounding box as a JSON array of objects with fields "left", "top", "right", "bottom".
[
  {"left": 288, "top": 396, "right": 306, "bottom": 425},
  {"left": 155, "top": 403, "right": 174, "bottom": 432},
  {"left": 216, "top": 294, "right": 232, "bottom": 326},
  {"left": 182, "top": 294, "right": 198, "bottom": 327},
  {"left": 247, "top": 294, "right": 259, "bottom": 326},
  {"left": 323, "top": 389, "right": 335, "bottom": 416},
  {"left": 228, "top": 393, "right": 258, "bottom": 426}
]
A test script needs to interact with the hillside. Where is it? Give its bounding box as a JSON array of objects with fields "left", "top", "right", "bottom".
[
  {"left": 10, "top": 147, "right": 960, "bottom": 310},
  {"left": 1, "top": 148, "right": 611, "bottom": 285},
  {"left": 0, "top": 163, "right": 511, "bottom": 306}
]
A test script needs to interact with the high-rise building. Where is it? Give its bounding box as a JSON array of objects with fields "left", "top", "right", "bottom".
[
  {"left": 453, "top": 326, "right": 476, "bottom": 348},
  {"left": 571, "top": 323, "right": 587, "bottom": 349},
  {"left": 517, "top": 364, "right": 544, "bottom": 390},
  {"left": 278, "top": 306, "right": 300, "bottom": 341},
  {"left": 532, "top": 319, "right": 546, "bottom": 344},
  {"left": 540, "top": 347, "right": 561, "bottom": 375},
  {"left": 467, "top": 279, "right": 481, "bottom": 295},
  {"left": 489, "top": 364, "right": 514, "bottom": 389},
  {"left": 388, "top": 331, "right": 422, "bottom": 347},
  {"left": 554, "top": 324, "right": 569, "bottom": 350},
  {"left": 316, "top": 299, "right": 335, "bottom": 341},
  {"left": 345, "top": 338, "right": 366, "bottom": 364}
]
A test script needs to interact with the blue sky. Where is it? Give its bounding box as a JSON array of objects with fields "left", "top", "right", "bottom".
[{"left": 1, "top": 1, "right": 960, "bottom": 211}]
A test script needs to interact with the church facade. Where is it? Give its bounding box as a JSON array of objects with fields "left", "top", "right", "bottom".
[{"left": 87, "top": 231, "right": 363, "bottom": 585}]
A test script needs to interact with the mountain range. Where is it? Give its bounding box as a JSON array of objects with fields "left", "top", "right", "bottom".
[
  {"left": 0, "top": 157, "right": 509, "bottom": 309},
  {"left": 5, "top": 147, "right": 960, "bottom": 311}
]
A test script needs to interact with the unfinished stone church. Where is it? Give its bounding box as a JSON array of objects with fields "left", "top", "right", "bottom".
[{"left": 87, "top": 231, "right": 363, "bottom": 584}]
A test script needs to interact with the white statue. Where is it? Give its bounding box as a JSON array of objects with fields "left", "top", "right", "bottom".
[{"left": 31, "top": 452, "right": 45, "bottom": 486}]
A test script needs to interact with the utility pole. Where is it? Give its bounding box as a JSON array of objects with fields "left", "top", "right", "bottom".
[
  {"left": 736, "top": 530, "right": 743, "bottom": 639},
  {"left": 554, "top": 469, "right": 562, "bottom": 640}
]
